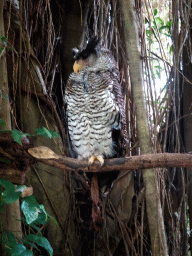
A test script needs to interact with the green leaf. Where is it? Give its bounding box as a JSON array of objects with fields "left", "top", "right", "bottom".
[
  {"left": 21, "top": 196, "right": 41, "bottom": 224},
  {"left": 155, "top": 70, "right": 160, "bottom": 78},
  {"left": 169, "top": 45, "right": 173, "bottom": 54},
  {"left": 15, "top": 185, "right": 27, "bottom": 193},
  {"left": 0, "top": 180, "right": 21, "bottom": 203},
  {"left": 48, "top": 130, "right": 60, "bottom": 138},
  {"left": 22, "top": 238, "right": 40, "bottom": 251},
  {"left": 166, "top": 20, "right": 173, "bottom": 27},
  {"left": 0, "top": 179, "right": 14, "bottom": 190},
  {"left": 1, "top": 36, "right": 7, "bottom": 46},
  {"left": 163, "top": 32, "right": 171, "bottom": 37},
  {"left": 11, "top": 129, "right": 24, "bottom": 145},
  {"left": 154, "top": 65, "right": 163, "bottom": 70},
  {"left": 6, "top": 243, "right": 27, "bottom": 256},
  {"left": 35, "top": 127, "right": 60, "bottom": 139},
  {"left": 155, "top": 17, "right": 164, "bottom": 26},
  {"left": 11, "top": 130, "right": 30, "bottom": 145},
  {"left": 35, "top": 127, "right": 52, "bottom": 138},
  {"left": 146, "top": 29, "right": 154, "bottom": 37},
  {"left": 2, "top": 189, "right": 20, "bottom": 204},
  {"left": 154, "top": 9, "right": 157, "bottom": 16},
  {"left": 159, "top": 25, "right": 170, "bottom": 31},
  {"left": 20, "top": 250, "right": 34, "bottom": 256},
  {"left": 32, "top": 204, "right": 49, "bottom": 225},
  {"left": 21, "top": 196, "right": 49, "bottom": 225},
  {"left": 32, "top": 212, "right": 49, "bottom": 225},
  {"left": 25, "top": 234, "right": 53, "bottom": 256}
]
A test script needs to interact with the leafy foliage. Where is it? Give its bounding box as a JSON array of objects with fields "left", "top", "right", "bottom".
[
  {"left": 0, "top": 35, "right": 7, "bottom": 53},
  {"left": 0, "top": 125, "right": 60, "bottom": 145},
  {"left": 21, "top": 195, "right": 49, "bottom": 225},
  {"left": 11, "top": 127, "right": 60, "bottom": 145},
  {"left": 25, "top": 234, "right": 53, "bottom": 256},
  {"left": 0, "top": 179, "right": 21, "bottom": 203},
  {"left": 35, "top": 127, "right": 60, "bottom": 139},
  {"left": 0, "top": 179, "right": 54, "bottom": 256},
  {"left": 11, "top": 129, "right": 30, "bottom": 145},
  {"left": 0, "top": 124, "right": 57, "bottom": 255},
  {"left": 145, "top": 8, "right": 172, "bottom": 79}
]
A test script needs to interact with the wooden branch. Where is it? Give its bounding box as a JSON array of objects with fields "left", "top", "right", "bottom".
[
  {"left": 28, "top": 146, "right": 192, "bottom": 172},
  {"left": 1, "top": 133, "right": 192, "bottom": 185}
]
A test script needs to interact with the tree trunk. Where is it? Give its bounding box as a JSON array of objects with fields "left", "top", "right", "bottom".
[
  {"left": 0, "top": 0, "right": 22, "bottom": 251},
  {"left": 120, "top": 0, "right": 168, "bottom": 255},
  {"left": 182, "top": 43, "right": 192, "bottom": 253}
]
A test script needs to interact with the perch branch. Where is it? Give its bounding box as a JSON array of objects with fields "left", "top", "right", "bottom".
[
  {"left": 1, "top": 132, "right": 192, "bottom": 185},
  {"left": 28, "top": 146, "right": 192, "bottom": 172}
]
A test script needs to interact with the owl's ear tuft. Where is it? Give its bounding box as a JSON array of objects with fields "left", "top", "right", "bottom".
[
  {"left": 85, "top": 37, "right": 100, "bottom": 54},
  {"left": 73, "top": 37, "right": 100, "bottom": 61}
]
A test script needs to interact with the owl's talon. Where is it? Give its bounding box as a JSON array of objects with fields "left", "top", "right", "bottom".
[
  {"left": 88, "top": 155, "right": 104, "bottom": 168},
  {"left": 88, "top": 155, "right": 96, "bottom": 167},
  {"left": 96, "top": 156, "right": 104, "bottom": 167}
]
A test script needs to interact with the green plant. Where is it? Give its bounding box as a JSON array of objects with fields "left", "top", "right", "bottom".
[
  {"left": 0, "top": 126, "right": 60, "bottom": 146},
  {"left": 12, "top": 127, "right": 60, "bottom": 145},
  {"left": 0, "top": 36, "right": 10, "bottom": 54},
  {"left": 145, "top": 8, "right": 173, "bottom": 79},
  {"left": 0, "top": 36, "right": 7, "bottom": 53},
  {"left": 0, "top": 179, "right": 54, "bottom": 256}
]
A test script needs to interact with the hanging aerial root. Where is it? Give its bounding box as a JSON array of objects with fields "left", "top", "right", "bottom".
[{"left": 89, "top": 173, "right": 104, "bottom": 232}]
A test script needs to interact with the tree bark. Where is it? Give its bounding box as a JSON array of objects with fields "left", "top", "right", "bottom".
[
  {"left": 0, "top": 0, "right": 22, "bottom": 248},
  {"left": 120, "top": 0, "right": 168, "bottom": 255},
  {"left": 182, "top": 42, "right": 192, "bottom": 254}
]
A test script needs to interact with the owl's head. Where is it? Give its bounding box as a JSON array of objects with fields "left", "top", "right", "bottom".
[{"left": 72, "top": 37, "right": 100, "bottom": 74}]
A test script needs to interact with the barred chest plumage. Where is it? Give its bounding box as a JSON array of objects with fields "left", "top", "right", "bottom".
[{"left": 65, "top": 68, "right": 120, "bottom": 160}]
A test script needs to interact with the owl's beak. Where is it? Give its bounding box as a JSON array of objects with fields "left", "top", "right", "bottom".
[
  {"left": 73, "top": 60, "right": 82, "bottom": 74},
  {"left": 73, "top": 59, "right": 88, "bottom": 74}
]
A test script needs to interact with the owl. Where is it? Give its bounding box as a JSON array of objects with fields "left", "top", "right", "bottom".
[{"left": 65, "top": 37, "right": 125, "bottom": 172}]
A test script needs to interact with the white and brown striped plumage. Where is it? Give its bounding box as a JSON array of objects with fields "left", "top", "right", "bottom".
[{"left": 65, "top": 38, "right": 125, "bottom": 165}]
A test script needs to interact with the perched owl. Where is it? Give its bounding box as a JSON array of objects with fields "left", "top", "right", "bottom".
[{"left": 65, "top": 37, "right": 125, "bottom": 167}]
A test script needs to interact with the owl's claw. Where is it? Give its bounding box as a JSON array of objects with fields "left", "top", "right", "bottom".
[{"left": 88, "top": 155, "right": 104, "bottom": 168}]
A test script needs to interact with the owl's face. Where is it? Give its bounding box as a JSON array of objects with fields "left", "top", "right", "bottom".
[
  {"left": 73, "top": 54, "right": 98, "bottom": 73},
  {"left": 72, "top": 37, "right": 100, "bottom": 74}
]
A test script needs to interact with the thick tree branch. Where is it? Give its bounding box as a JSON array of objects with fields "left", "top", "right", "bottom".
[
  {"left": 1, "top": 133, "right": 192, "bottom": 173},
  {"left": 39, "top": 151, "right": 192, "bottom": 172},
  {"left": 1, "top": 133, "right": 192, "bottom": 183}
]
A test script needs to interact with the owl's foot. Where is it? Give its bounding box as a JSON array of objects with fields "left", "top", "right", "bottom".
[{"left": 88, "top": 155, "right": 104, "bottom": 168}]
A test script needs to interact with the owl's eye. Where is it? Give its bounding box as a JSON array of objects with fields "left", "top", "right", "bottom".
[{"left": 82, "top": 53, "right": 88, "bottom": 60}]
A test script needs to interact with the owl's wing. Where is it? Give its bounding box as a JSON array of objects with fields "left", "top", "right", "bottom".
[
  {"left": 111, "top": 69, "right": 127, "bottom": 157},
  {"left": 64, "top": 77, "right": 79, "bottom": 158},
  {"left": 98, "top": 66, "right": 127, "bottom": 157}
]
